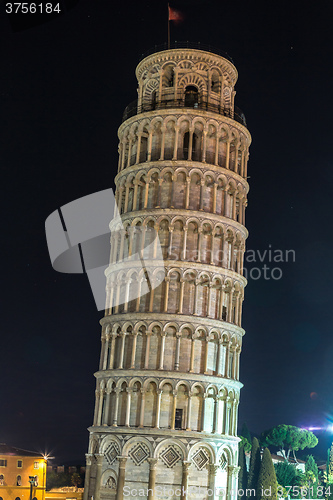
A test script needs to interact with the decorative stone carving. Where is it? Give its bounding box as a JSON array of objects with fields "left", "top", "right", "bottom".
[
  {"left": 160, "top": 446, "right": 182, "bottom": 468},
  {"left": 104, "top": 443, "right": 120, "bottom": 466},
  {"left": 128, "top": 443, "right": 150, "bottom": 466},
  {"left": 192, "top": 448, "right": 210, "bottom": 471}
]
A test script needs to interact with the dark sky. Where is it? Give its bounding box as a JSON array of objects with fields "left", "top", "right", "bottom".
[{"left": 2, "top": 0, "right": 333, "bottom": 464}]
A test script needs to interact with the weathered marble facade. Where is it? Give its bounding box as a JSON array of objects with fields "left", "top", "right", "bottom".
[{"left": 83, "top": 45, "right": 251, "bottom": 500}]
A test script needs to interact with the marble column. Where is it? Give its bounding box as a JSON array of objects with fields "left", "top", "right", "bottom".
[
  {"left": 125, "top": 388, "right": 132, "bottom": 427},
  {"left": 139, "top": 389, "right": 146, "bottom": 427},
  {"left": 189, "top": 336, "right": 195, "bottom": 373},
  {"left": 103, "top": 389, "right": 111, "bottom": 426},
  {"left": 116, "top": 457, "right": 128, "bottom": 500},
  {"left": 209, "top": 464, "right": 219, "bottom": 500},
  {"left": 82, "top": 454, "right": 93, "bottom": 500},
  {"left": 174, "top": 333, "right": 182, "bottom": 370},
  {"left": 159, "top": 333, "right": 166, "bottom": 370},
  {"left": 171, "top": 390, "right": 177, "bottom": 430},
  {"left": 181, "top": 462, "right": 192, "bottom": 500},
  {"left": 186, "top": 392, "right": 193, "bottom": 431},
  {"left": 147, "top": 458, "right": 158, "bottom": 500},
  {"left": 94, "top": 454, "right": 104, "bottom": 500},
  {"left": 112, "top": 388, "right": 121, "bottom": 426},
  {"left": 155, "top": 390, "right": 162, "bottom": 429}
]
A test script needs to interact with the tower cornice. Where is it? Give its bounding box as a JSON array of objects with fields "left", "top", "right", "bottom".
[
  {"left": 100, "top": 312, "right": 245, "bottom": 337},
  {"left": 114, "top": 160, "right": 250, "bottom": 195},
  {"left": 118, "top": 106, "right": 251, "bottom": 142},
  {"left": 136, "top": 48, "right": 238, "bottom": 86},
  {"left": 93, "top": 368, "right": 243, "bottom": 391}
]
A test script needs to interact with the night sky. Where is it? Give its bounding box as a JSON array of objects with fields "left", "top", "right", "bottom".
[{"left": 2, "top": 0, "right": 333, "bottom": 464}]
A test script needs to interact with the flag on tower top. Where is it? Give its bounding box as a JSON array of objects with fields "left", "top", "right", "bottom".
[{"left": 168, "top": 5, "right": 183, "bottom": 23}]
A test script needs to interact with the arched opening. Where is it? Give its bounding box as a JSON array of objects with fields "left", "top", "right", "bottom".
[
  {"left": 109, "top": 382, "right": 116, "bottom": 424},
  {"left": 188, "top": 173, "right": 201, "bottom": 210},
  {"left": 148, "top": 325, "right": 161, "bottom": 369},
  {"left": 211, "top": 70, "right": 220, "bottom": 93},
  {"left": 186, "top": 221, "right": 199, "bottom": 261},
  {"left": 162, "top": 64, "right": 174, "bottom": 88},
  {"left": 176, "top": 384, "right": 189, "bottom": 429},
  {"left": 185, "top": 85, "right": 199, "bottom": 107},
  {"left": 130, "top": 381, "right": 142, "bottom": 427},
  {"left": 153, "top": 270, "right": 166, "bottom": 312},
  {"left": 168, "top": 271, "right": 181, "bottom": 313},
  {"left": 170, "top": 220, "right": 184, "bottom": 260},
  {"left": 118, "top": 382, "right": 127, "bottom": 426},
  {"left": 144, "top": 382, "right": 157, "bottom": 427},
  {"left": 201, "top": 223, "right": 212, "bottom": 264},
  {"left": 190, "top": 385, "right": 203, "bottom": 431},
  {"left": 183, "top": 273, "right": 195, "bottom": 315},
  {"left": 160, "top": 382, "right": 173, "bottom": 429},
  {"left": 179, "top": 329, "right": 191, "bottom": 372},
  {"left": 183, "top": 132, "right": 199, "bottom": 160},
  {"left": 147, "top": 173, "right": 159, "bottom": 208},
  {"left": 183, "top": 132, "right": 189, "bottom": 160},
  {"left": 134, "top": 326, "right": 146, "bottom": 369},
  {"left": 158, "top": 219, "right": 170, "bottom": 260},
  {"left": 160, "top": 172, "right": 173, "bottom": 208},
  {"left": 173, "top": 172, "right": 186, "bottom": 209}
]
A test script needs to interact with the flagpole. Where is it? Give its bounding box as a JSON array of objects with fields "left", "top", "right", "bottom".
[{"left": 167, "top": 2, "right": 170, "bottom": 49}]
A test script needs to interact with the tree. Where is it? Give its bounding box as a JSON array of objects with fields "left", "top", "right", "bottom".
[
  {"left": 305, "top": 455, "right": 318, "bottom": 483},
  {"left": 274, "top": 461, "right": 298, "bottom": 489},
  {"left": 238, "top": 443, "right": 248, "bottom": 499},
  {"left": 328, "top": 443, "right": 333, "bottom": 483},
  {"left": 71, "top": 473, "right": 82, "bottom": 491},
  {"left": 248, "top": 437, "right": 261, "bottom": 496},
  {"left": 260, "top": 425, "right": 318, "bottom": 462},
  {"left": 257, "top": 448, "right": 277, "bottom": 500},
  {"left": 240, "top": 435, "right": 252, "bottom": 453},
  {"left": 241, "top": 423, "right": 252, "bottom": 449},
  {"left": 46, "top": 472, "right": 72, "bottom": 490}
]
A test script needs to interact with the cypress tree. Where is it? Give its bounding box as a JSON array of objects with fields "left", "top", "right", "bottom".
[
  {"left": 305, "top": 455, "right": 318, "bottom": 482},
  {"left": 328, "top": 443, "right": 333, "bottom": 483},
  {"left": 241, "top": 423, "right": 252, "bottom": 447},
  {"left": 238, "top": 443, "right": 248, "bottom": 499},
  {"left": 248, "top": 437, "right": 261, "bottom": 495},
  {"left": 257, "top": 448, "right": 277, "bottom": 500}
]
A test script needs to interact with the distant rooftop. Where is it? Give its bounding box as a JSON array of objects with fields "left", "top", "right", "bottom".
[{"left": 0, "top": 443, "right": 44, "bottom": 458}]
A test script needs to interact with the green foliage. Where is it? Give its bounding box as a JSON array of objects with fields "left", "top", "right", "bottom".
[
  {"left": 71, "top": 473, "right": 82, "bottom": 489},
  {"left": 241, "top": 423, "right": 252, "bottom": 448},
  {"left": 46, "top": 472, "right": 72, "bottom": 490},
  {"left": 305, "top": 455, "right": 318, "bottom": 482},
  {"left": 257, "top": 448, "right": 278, "bottom": 500},
  {"left": 46, "top": 471, "right": 84, "bottom": 491},
  {"left": 274, "top": 461, "right": 298, "bottom": 488},
  {"left": 240, "top": 435, "right": 252, "bottom": 453},
  {"left": 296, "top": 470, "right": 317, "bottom": 499},
  {"left": 248, "top": 437, "right": 261, "bottom": 494},
  {"left": 238, "top": 443, "right": 248, "bottom": 498},
  {"left": 260, "top": 425, "right": 318, "bottom": 461},
  {"left": 328, "top": 443, "right": 333, "bottom": 483}
]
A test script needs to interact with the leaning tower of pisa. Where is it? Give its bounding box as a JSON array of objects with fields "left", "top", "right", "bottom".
[{"left": 83, "top": 43, "right": 251, "bottom": 500}]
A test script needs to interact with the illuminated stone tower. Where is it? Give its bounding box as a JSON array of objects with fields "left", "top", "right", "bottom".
[{"left": 83, "top": 43, "right": 251, "bottom": 500}]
